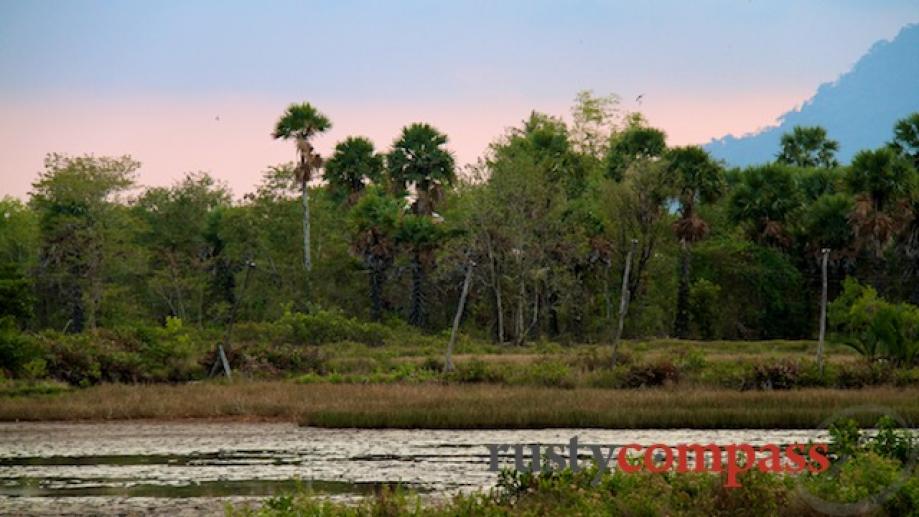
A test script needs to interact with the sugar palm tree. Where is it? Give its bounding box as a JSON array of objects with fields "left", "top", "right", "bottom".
[
  {"left": 889, "top": 112, "right": 919, "bottom": 169},
  {"left": 397, "top": 213, "right": 443, "bottom": 327},
  {"left": 777, "top": 126, "right": 839, "bottom": 168},
  {"left": 729, "top": 163, "right": 802, "bottom": 248},
  {"left": 348, "top": 187, "right": 403, "bottom": 320},
  {"left": 387, "top": 123, "right": 455, "bottom": 327},
  {"left": 324, "top": 136, "right": 384, "bottom": 206},
  {"left": 272, "top": 102, "right": 331, "bottom": 272},
  {"left": 846, "top": 147, "right": 915, "bottom": 257},
  {"left": 387, "top": 123, "right": 455, "bottom": 216},
  {"left": 666, "top": 146, "right": 724, "bottom": 338}
]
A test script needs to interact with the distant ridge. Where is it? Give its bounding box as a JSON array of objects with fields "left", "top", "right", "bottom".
[{"left": 705, "top": 23, "right": 919, "bottom": 167}]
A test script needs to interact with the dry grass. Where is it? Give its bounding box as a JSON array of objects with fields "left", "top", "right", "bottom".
[{"left": 1, "top": 381, "right": 916, "bottom": 429}]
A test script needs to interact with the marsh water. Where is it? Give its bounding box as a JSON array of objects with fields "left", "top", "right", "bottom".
[{"left": 0, "top": 421, "right": 829, "bottom": 515}]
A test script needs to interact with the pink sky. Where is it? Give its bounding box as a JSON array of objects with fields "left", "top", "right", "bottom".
[{"left": 0, "top": 90, "right": 807, "bottom": 199}]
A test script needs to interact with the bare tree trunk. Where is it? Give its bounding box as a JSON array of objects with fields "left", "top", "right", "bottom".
[
  {"left": 674, "top": 239, "right": 691, "bottom": 339},
  {"left": 369, "top": 262, "right": 384, "bottom": 321},
  {"left": 515, "top": 279, "right": 525, "bottom": 345},
  {"left": 445, "top": 261, "right": 474, "bottom": 373},
  {"left": 612, "top": 239, "right": 637, "bottom": 367},
  {"left": 409, "top": 251, "right": 426, "bottom": 327},
  {"left": 486, "top": 234, "right": 504, "bottom": 343},
  {"left": 301, "top": 178, "right": 312, "bottom": 272},
  {"left": 817, "top": 248, "right": 829, "bottom": 376}
]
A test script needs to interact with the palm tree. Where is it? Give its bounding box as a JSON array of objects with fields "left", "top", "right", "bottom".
[
  {"left": 729, "top": 164, "right": 802, "bottom": 248},
  {"left": 397, "top": 213, "right": 443, "bottom": 327},
  {"left": 387, "top": 123, "right": 455, "bottom": 327},
  {"left": 777, "top": 126, "right": 839, "bottom": 168},
  {"left": 272, "top": 102, "right": 332, "bottom": 272},
  {"left": 388, "top": 123, "right": 456, "bottom": 216},
  {"left": 846, "top": 147, "right": 915, "bottom": 257},
  {"left": 666, "top": 146, "right": 724, "bottom": 338},
  {"left": 324, "top": 136, "right": 385, "bottom": 206},
  {"left": 889, "top": 112, "right": 919, "bottom": 169},
  {"left": 348, "top": 187, "right": 403, "bottom": 320}
]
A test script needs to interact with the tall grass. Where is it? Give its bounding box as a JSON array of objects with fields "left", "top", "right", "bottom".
[{"left": 1, "top": 381, "right": 917, "bottom": 429}]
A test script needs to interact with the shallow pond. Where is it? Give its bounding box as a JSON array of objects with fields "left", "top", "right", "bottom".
[{"left": 0, "top": 422, "right": 830, "bottom": 515}]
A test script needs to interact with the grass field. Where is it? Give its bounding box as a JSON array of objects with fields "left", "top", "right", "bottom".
[{"left": 2, "top": 380, "right": 918, "bottom": 429}]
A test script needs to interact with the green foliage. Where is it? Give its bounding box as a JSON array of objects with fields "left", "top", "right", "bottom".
[
  {"left": 692, "top": 238, "right": 810, "bottom": 339},
  {"left": 777, "top": 125, "right": 839, "bottom": 168},
  {"left": 0, "top": 316, "right": 40, "bottom": 376},
  {"left": 324, "top": 136, "right": 385, "bottom": 204},
  {"left": 801, "top": 192, "right": 855, "bottom": 251},
  {"left": 605, "top": 113, "right": 667, "bottom": 181},
  {"left": 889, "top": 112, "right": 919, "bottom": 168},
  {"left": 271, "top": 102, "right": 331, "bottom": 140},
  {"left": 387, "top": 123, "right": 455, "bottom": 206},
  {"left": 830, "top": 278, "right": 919, "bottom": 365},
  {"left": 278, "top": 308, "right": 391, "bottom": 347},
  {"left": 847, "top": 147, "right": 916, "bottom": 209},
  {"left": 729, "top": 163, "right": 802, "bottom": 247},
  {"left": 689, "top": 278, "right": 721, "bottom": 339}
]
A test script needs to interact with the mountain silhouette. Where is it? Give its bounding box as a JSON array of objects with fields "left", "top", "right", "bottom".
[{"left": 705, "top": 23, "right": 919, "bottom": 167}]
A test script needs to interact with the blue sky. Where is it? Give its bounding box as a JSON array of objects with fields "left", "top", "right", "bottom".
[{"left": 1, "top": 0, "right": 917, "bottom": 197}]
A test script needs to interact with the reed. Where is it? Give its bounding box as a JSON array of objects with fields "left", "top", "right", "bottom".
[{"left": 1, "top": 381, "right": 916, "bottom": 429}]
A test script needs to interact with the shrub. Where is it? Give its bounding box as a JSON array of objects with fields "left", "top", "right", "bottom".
[
  {"left": 279, "top": 309, "right": 391, "bottom": 347},
  {"left": 513, "top": 360, "right": 575, "bottom": 388},
  {"left": 451, "top": 359, "right": 504, "bottom": 383},
  {"left": 749, "top": 359, "right": 800, "bottom": 390},
  {"left": 830, "top": 278, "right": 919, "bottom": 366},
  {"left": 623, "top": 359, "right": 680, "bottom": 387},
  {"left": 0, "top": 316, "right": 40, "bottom": 377},
  {"left": 836, "top": 361, "right": 893, "bottom": 388},
  {"left": 689, "top": 278, "right": 722, "bottom": 340}
]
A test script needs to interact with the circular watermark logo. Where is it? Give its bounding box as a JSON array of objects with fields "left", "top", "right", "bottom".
[{"left": 795, "top": 405, "right": 917, "bottom": 516}]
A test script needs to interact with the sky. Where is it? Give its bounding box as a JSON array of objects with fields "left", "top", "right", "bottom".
[{"left": 1, "top": 0, "right": 917, "bottom": 198}]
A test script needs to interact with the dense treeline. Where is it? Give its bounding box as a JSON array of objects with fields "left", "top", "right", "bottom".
[{"left": 1, "top": 93, "right": 918, "bottom": 352}]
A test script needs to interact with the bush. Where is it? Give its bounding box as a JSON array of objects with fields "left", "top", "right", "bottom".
[
  {"left": 749, "top": 359, "right": 800, "bottom": 390},
  {"left": 689, "top": 278, "right": 722, "bottom": 340},
  {"left": 279, "top": 309, "right": 391, "bottom": 347},
  {"left": 835, "top": 361, "right": 893, "bottom": 388},
  {"left": 451, "top": 359, "right": 504, "bottom": 383},
  {"left": 0, "top": 316, "right": 40, "bottom": 377},
  {"left": 623, "top": 359, "right": 680, "bottom": 387},
  {"left": 830, "top": 278, "right": 919, "bottom": 366},
  {"left": 512, "top": 360, "right": 575, "bottom": 388}
]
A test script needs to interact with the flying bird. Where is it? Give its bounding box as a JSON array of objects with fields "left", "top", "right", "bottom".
[{"left": 635, "top": 94, "right": 644, "bottom": 105}]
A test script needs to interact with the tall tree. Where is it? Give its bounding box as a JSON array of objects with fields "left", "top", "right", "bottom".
[
  {"left": 388, "top": 123, "right": 456, "bottom": 216},
  {"left": 135, "top": 173, "right": 232, "bottom": 324},
  {"left": 30, "top": 154, "right": 138, "bottom": 331},
  {"left": 665, "top": 146, "right": 724, "bottom": 338},
  {"left": 324, "top": 136, "right": 385, "bottom": 206},
  {"left": 846, "top": 147, "right": 915, "bottom": 258},
  {"left": 570, "top": 90, "right": 620, "bottom": 158},
  {"left": 272, "top": 102, "right": 332, "bottom": 272},
  {"left": 397, "top": 213, "right": 444, "bottom": 327},
  {"left": 777, "top": 126, "right": 839, "bottom": 168},
  {"left": 889, "top": 112, "right": 919, "bottom": 169},
  {"left": 729, "top": 164, "right": 802, "bottom": 248},
  {"left": 348, "top": 187, "right": 403, "bottom": 320},
  {"left": 605, "top": 113, "right": 667, "bottom": 182},
  {"left": 388, "top": 123, "right": 455, "bottom": 326}
]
